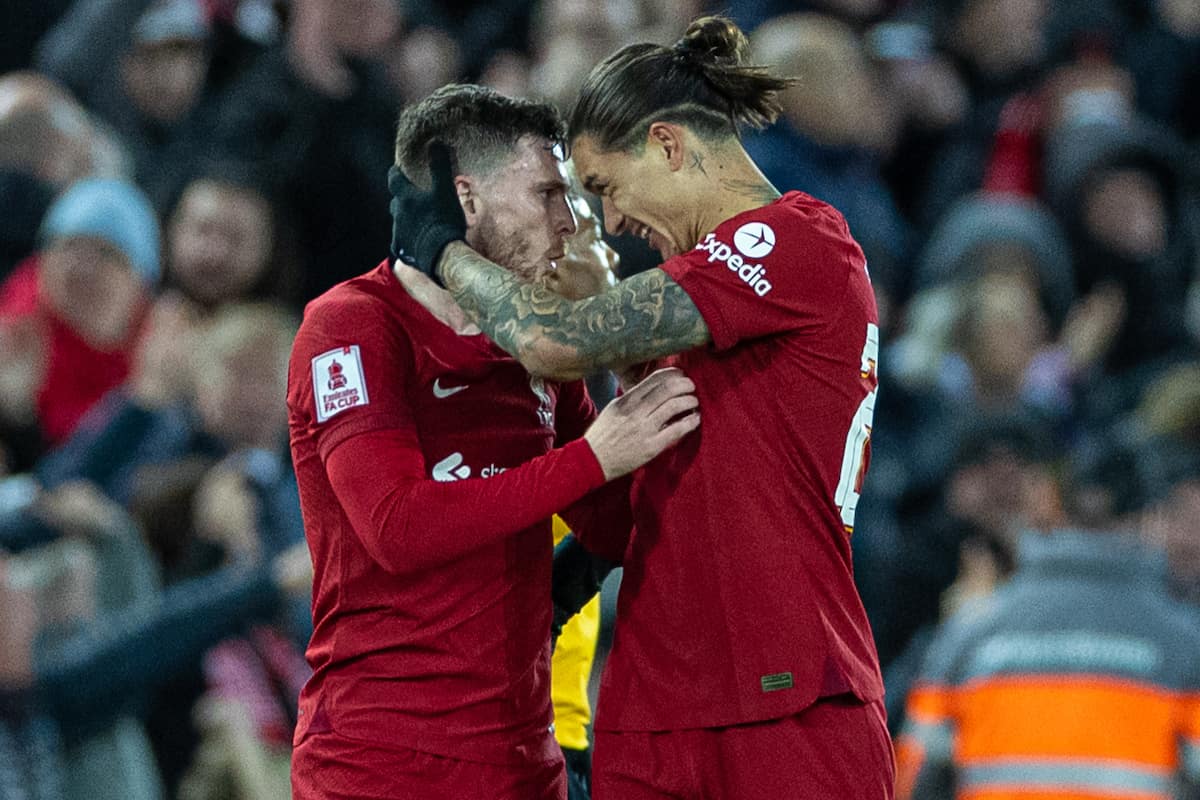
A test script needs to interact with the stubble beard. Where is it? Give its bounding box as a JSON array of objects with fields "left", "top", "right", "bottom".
[{"left": 474, "top": 214, "right": 542, "bottom": 284}]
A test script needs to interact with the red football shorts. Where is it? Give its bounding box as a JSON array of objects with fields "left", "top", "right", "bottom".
[
  {"left": 291, "top": 731, "right": 567, "bottom": 800},
  {"left": 593, "top": 694, "right": 894, "bottom": 800}
]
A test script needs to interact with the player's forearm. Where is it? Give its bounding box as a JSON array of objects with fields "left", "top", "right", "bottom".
[
  {"left": 439, "top": 242, "right": 599, "bottom": 379},
  {"left": 327, "top": 433, "right": 607, "bottom": 574},
  {"left": 439, "top": 243, "right": 710, "bottom": 378}
]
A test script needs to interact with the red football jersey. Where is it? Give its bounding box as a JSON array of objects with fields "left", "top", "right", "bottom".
[
  {"left": 287, "top": 262, "right": 615, "bottom": 766},
  {"left": 595, "top": 192, "right": 884, "bottom": 732}
]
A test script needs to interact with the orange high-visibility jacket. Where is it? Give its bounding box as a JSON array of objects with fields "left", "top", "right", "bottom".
[{"left": 896, "top": 532, "right": 1200, "bottom": 800}]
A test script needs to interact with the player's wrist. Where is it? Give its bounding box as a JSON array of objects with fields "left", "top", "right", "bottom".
[
  {"left": 567, "top": 436, "right": 609, "bottom": 488},
  {"left": 430, "top": 238, "right": 468, "bottom": 288}
]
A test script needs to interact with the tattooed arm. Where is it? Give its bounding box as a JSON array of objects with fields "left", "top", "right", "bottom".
[{"left": 439, "top": 242, "right": 710, "bottom": 380}]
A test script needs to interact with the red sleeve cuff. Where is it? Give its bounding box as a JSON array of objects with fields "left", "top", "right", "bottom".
[{"left": 559, "top": 437, "right": 607, "bottom": 494}]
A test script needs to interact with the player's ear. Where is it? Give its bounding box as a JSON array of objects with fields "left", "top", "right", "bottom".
[
  {"left": 647, "top": 122, "right": 686, "bottom": 172},
  {"left": 455, "top": 176, "right": 480, "bottom": 223}
]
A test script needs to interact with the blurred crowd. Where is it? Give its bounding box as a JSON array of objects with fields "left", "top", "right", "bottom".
[{"left": 0, "top": 0, "right": 1197, "bottom": 797}]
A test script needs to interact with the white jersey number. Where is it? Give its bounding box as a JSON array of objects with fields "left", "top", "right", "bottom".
[{"left": 834, "top": 323, "right": 879, "bottom": 533}]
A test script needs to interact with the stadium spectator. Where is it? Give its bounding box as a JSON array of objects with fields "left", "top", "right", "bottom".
[
  {"left": 0, "top": 476, "right": 288, "bottom": 800},
  {"left": 1042, "top": 114, "right": 1198, "bottom": 381},
  {"left": 163, "top": 169, "right": 281, "bottom": 311},
  {"left": 208, "top": 0, "right": 403, "bottom": 299},
  {"left": 117, "top": 163, "right": 292, "bottom": 433},
  {"left": 0, "top": 549, "right": 68, "bottom": 800},
  {"left": 943, "top": 265, "right": 1116, "bottom": 423},
  {"left": 1135, "top": 373, "right": 1200, "bottom": 607},
  {"left": 875, "top": 414, "right": 1063, "bottom": 725},
  {"left": 914, "top": 0, "right": 1054, "bottom": 230},
  {"left": 31, "top": 301, "right": 302, "bottom": 793},
  {"left": 850, "top": 196, "right": 1069, "bottom": 607},
  {"left": 0, "top": 178, "right": 158, "bottom": 468},
  {"left": 746, "top": 13, "right": 912, "bottom": 297},
  {"left": 1144, "top": 455, "right": 1200, "bottom": 608},
  {"left": 36, "top": 303, "right": 301, "bottom": 581},
  {"left": 175, "top": 624, "right": 308, "bottom": 800},
  {"left": 37, "top": 0, "right": 217, "bottom": 208},
  {"left": 1119, "top": 0, "right": 1200, "bottom": 141},
  {"left": 0, "top": 71, "right": 128, "bottom": 283},
  {"left": 894, "top": 517, "right": 1200, "bottom": 798}
]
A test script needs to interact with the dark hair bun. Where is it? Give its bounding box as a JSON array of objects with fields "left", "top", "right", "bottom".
[
  {"left": 570, "top": 14, "right": 795, "bottom": 148},
  {"left": 672, "top": 15, "right": 792, "bottom": 130},
  {"left": 675, "top": 15, "right": 749, "bottom": 66}
]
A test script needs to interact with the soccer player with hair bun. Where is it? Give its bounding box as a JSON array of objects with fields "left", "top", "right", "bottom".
[{"left": 391, "top": 15, "right": 893, "bottom": 799}]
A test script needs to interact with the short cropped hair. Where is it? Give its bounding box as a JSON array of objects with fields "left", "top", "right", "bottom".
[{"left": 394, "top": 84, "right": 565, "bottom": 186}]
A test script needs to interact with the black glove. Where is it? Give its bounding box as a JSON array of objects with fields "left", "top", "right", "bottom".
[
  {"left": 551, "top": 534, "right": 618, "bottom": 648},
  {"left": 387, "top": 143, "right": 466, "bottom": 285}
]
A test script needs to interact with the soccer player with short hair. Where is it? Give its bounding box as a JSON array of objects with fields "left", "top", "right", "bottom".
[
  {"left": 287, "top": 85, "right": 699, "bottom": 800},
  {"left": 388, "top": 17, "right": 893, "bottom": 800}
]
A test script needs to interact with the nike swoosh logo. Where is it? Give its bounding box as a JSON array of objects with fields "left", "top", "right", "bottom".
[{"left": 433, "top": 379, "right": 468, "bottom": 399}]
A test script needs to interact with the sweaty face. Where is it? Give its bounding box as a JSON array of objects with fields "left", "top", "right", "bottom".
[
  {"left": 466, "top": 136, "right": 577, "bottom": 283},
  {"left": 571, "top": 135, "right": 685, "bottom": 261},
  {"left": 168, "top": 180, "right": 273, "bottom": 307}
]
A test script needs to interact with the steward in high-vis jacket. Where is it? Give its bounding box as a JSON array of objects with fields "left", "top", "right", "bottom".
[{"left": 896, "top": 531, "right": 1200, "bottom": 800}]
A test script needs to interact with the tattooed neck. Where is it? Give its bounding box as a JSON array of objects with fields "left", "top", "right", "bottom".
[
  {"left": 690, "top": 151, "right": 708, "bottom": 176},
  {"left": 718, "top": 177, "right": 781, "bottom": 207}
]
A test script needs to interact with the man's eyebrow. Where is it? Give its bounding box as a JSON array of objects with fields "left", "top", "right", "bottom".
[
  {"left": 581, "top": 174, "right": 599, "bottom": 193},
  {"left": 535, "top": 177, "right": 569, "bottom": 191}
]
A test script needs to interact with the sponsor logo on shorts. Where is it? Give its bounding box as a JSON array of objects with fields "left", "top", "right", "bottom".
[
  {"left": 312, "top": 345, "right": 369, "bottom": 423},
  {"left": 695, "top": 232, "right": 774, "bottom": 297}
]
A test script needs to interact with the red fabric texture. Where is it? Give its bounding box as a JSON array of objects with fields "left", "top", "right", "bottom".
[
  {"left": 593, "top": 697, "right": 894, "bottom": 800},
  {"left": 595, "top": 192, "right": 885, "bottom": 733},
  {"left": 287, "top": 263, "right": 617, "bottom": 769},
  {"left": 292, "top": 731, "right": 567, "bottom": 800}
]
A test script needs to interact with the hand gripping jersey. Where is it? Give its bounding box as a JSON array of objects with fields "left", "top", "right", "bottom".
[
  {"left": 287, "top": 262, "right": 628, "bottom": 768},
  {"left": 596, "top": 192, "right": 885, "bottom": 732}
]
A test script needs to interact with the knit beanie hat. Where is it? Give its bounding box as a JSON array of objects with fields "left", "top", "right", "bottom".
[
  {"left": 916, "top": 192, "right": 1075, "bottom": 324},
  {"left": 39, "top": 178, "right": 161, "bottom": 285}
]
